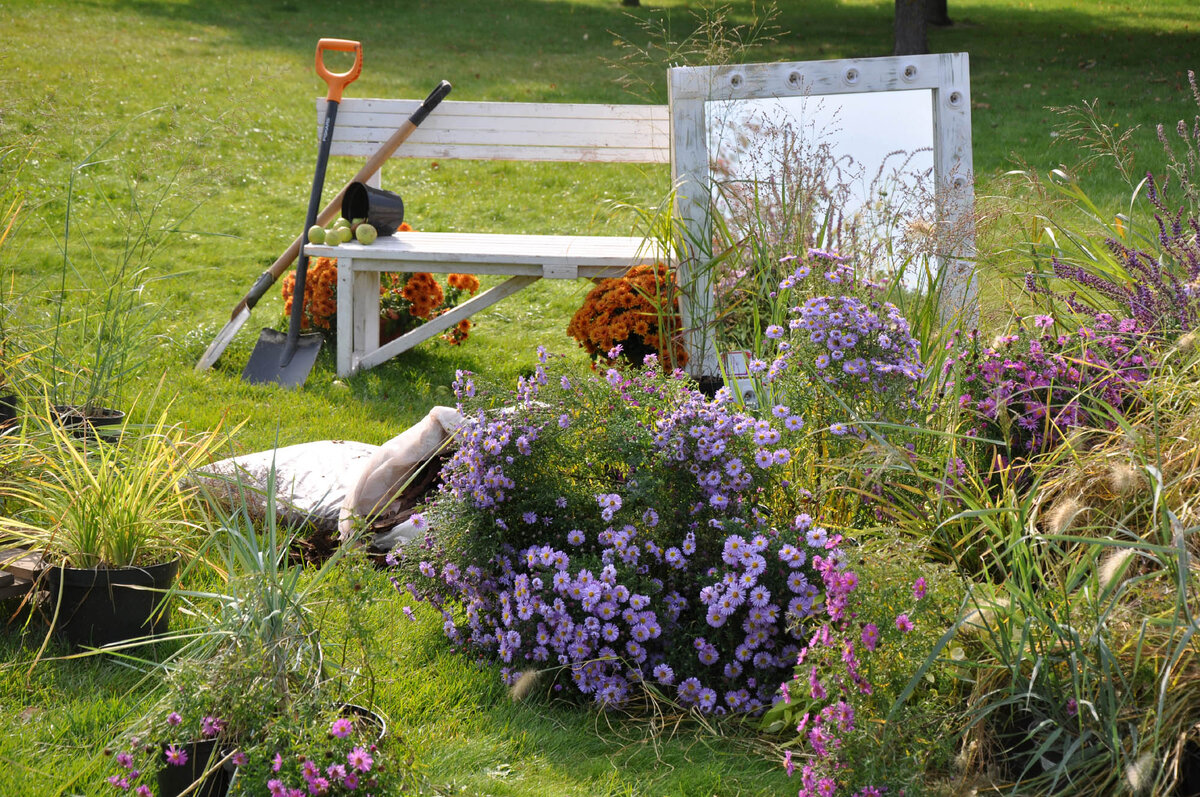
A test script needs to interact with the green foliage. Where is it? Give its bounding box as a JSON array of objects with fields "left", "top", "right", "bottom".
[{"left": 0, "top": 400, "right": 230, "bottom": 568}]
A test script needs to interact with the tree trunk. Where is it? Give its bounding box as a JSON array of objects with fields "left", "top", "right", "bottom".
[
  {"left": 927, "top": 0, "right": 952, "bottom": 27},
  {"left": 894, "top": 0, "right": 928, "bottom": 56}
]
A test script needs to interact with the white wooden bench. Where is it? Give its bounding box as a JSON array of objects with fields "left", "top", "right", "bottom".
[{"left": 302, "top": 98, "right": 672, "bottom": 377}]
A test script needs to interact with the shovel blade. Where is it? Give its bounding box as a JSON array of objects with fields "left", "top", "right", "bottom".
[{"left": 241, "top": 328, "right": 323, "bottom": 387}]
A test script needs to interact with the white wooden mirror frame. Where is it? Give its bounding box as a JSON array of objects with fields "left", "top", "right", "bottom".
[{"left": 668, "top": 53, "right": 976, "bottom": 377}]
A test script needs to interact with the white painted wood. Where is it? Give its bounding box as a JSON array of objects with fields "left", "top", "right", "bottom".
[
  {"left": 669, "top": 53, "right": 978, "bottom": 351},
  {"left": 669, "top": 70, "right": 719, "bottom": 378},
  {"left": 315, "top": 97, "right": 677, "bottom": 374},
  {"left": 322, "top": 99, "right": 670, "bottom": 164},
  {"left": 358, "top": 276, "right": 539, "bottom": 372},
  {"left": 336, "top": 256, "right": 354, "bottom": 378},
  {"left": 308, "top": 233, "right": 667, "bottom": 376}
]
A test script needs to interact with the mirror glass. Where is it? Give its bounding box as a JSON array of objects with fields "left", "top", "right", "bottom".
[{"left": 705, "top": 90, "right": 935, "bottom": 285}]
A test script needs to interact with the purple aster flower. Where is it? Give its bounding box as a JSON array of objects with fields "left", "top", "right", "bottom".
[
  {"left": 347, "top": 746, "right": 374, "bottom": 772},
  {"left": 329, "top": 717, "right": 354, "bottom": 739},
  {"left": 164, "top": 745, "right": 188, "bottom": 767},
  {"left": 895, "top": 614, "right": 914, "bottom": 633}
]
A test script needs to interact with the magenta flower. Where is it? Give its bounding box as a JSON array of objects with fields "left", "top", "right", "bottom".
[
  {"left": 232, "top": 750, "right": 248, "bottom": 766},
  {"left": 200, "top": 715, "right": 225, "bottom": 737},
  {"left": 347, "top": 746, "right": 374, "bottom": 773},
  {"left": 272, "top": 752, "right": 284, "bottom": 772},
  {"left": 913, "top": 576, "right": 927, "bottom": 600},
  {"left": 329, "top": 717, "right": 354, "bottom": 739},
  {"left": 164, "top": 745, "right": 188, "bottom": 767},
  {"left": 895, "top": 613, "right": 914, "bottom": 633},
  {"left": 165, "top": 711, "right": 182, "bottom": 727},
  {"left": 268, "top": 780, "right": 288, "bottom": 797},
  {"left": 861, "top": 623, "right": 880, "bottom": 652},
  {"left": 135, "top": 786, "right": 152, "bottom": 797}
]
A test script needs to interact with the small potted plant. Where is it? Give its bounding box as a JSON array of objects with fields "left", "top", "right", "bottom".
[
  {"left": 39, "top": 111, "right": 200, "bottom": 437},
  {"left": 98, "top": 476, "right": 397, "bottom": 797},
  {"left": 0, "top": 405, "right": 227, "bottom": 648}
]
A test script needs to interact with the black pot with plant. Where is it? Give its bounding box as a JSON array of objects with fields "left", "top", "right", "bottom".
[{"left": 0, "top": 406, "right": 225, "bottom": 649}]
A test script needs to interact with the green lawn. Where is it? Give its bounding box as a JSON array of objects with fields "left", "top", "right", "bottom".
[{"left": 1, "top": 0, "right": 1199, "bottom": 794}]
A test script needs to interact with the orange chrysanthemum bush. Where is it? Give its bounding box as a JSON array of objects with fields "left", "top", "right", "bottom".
[
  {"left": 566, "top": 263, "right": 688, "bottom": 368},
  {"left": 279, "top": 223, "right": 482, "bottom": 346}
]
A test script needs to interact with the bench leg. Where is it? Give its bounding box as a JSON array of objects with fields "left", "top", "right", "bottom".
[
  {"left": 336, "top": 258, "right": 354, "bottom": 377},
  {"left": 358, "top": 275, "right": 539, "bottom": 372},
  {"left": 353, "top": 268, "right": 380, "bottom": 373},
  {"left": 335, "top": 257, "right": 381, "bottom": 378}
]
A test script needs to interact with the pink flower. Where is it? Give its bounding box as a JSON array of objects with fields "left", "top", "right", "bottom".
[
  {"left": 347, "top": 746, "right": 374, "bottom": 773},
  {"left": 135, "top": 786, "right": 153, "bottom": 797},
  {"left": 306, "top": 776, "right": 330, "bottom": 795},
  {"left": 328, "top": 717, "right": 354, "bottom": 739},
  {"left": 268, "top": 780, "right": 288, "bottom": 797},
  {"left": 164, "top": 744, "right": 188, "bottom": 767},
  {"left": 895, "top": 613, "right": 914, "bottom": 633},
  {"left": 165, "top": 711, "right": 182, "bottom": 727},
  {"left": 232, "top": 750, "right": 248, "bottom": 766},
  {"left": 200, "top": 715, "right": 225, "bottom": 737},
  {"left": 783, "top": 749, "right": 795, "bottom": 777},
  {"left": 272, "top": 752, "right": 284, "bottom": 772},
  {"left": 861, "top": 623, "right": 880, "bottom": 652},
  {"left": 913, "top": 576, "right": 927, "bottom": 600},
  {"left": 116, "top": 752, "right": 134, "bottom": 769}
]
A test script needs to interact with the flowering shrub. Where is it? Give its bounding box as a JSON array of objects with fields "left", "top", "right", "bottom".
[
  {"left": 1024, "top": 174, "right": 1200, "bottom": 340},
  {"left": 760, "top": 570, "right": 938, "bottom": 797},
  {"left": 394, "top": 349, "right": 847, "bottom": 715},
  {"left": 280, "top": 224, "right": 481, "bottom": 346},
  {"left": 944, "top": 314, "right": 1152, "bottom": 458},
  {"left": 101, "top": 691, "right": 396, "bottom": 797},
  {"left": 566, "top": 263, "right": 688, "bottom": 368},
  {"left": 231, "top": 708, "right": 391, "bottom": 797}
]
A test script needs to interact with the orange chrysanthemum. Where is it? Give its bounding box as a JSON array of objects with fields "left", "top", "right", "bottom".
[{"left": 566, "top": 263, "right": 688, "bottom": 368}]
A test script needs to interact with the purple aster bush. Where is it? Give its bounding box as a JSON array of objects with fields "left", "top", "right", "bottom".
[
  {"left": 943, "top": 314, "right": 1153, "bottom": 459},
  {"left": 748, "top": 250, "right": 925, "bottom": 455},
  {"left": 395, "top": 350, "right": 847, "bottom": 715}
]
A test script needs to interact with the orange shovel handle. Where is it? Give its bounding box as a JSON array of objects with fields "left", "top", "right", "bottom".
[{"left": 315, "top": 38, "right": 363, "bottom": 103}]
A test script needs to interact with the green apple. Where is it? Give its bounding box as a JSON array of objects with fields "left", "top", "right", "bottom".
[
  {"left": 307, "top": 225, "right": 325, "bottom": 244},
  {"left": 355, "top": 223, "right": 378, "bottom": 244},
  {"left": 325, "top": 227, "right": 341, "bottom": 244},
  {"left": 339, "top": 226, "right": 355, "bottom": 244}
]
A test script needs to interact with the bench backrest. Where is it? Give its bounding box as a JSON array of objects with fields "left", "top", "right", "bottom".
[{"left": 322, "top": 98, "right": 670, "bottom": 164}]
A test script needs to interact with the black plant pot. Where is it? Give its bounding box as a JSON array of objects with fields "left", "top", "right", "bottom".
[
  {"left": 0, "top": 392, "right": 16, "bottom": 429},
  {"left": 51, "top": 404, "right": 125, "bottom": 442},
  {"left": 340, "top": 702, "right": 387, "bottom": 743},
  {"left": 157, "top": 739, "right": 235, "bottom": 797},
  {"left": 40, "top": 558, "right": 179, "bottom": 649}
]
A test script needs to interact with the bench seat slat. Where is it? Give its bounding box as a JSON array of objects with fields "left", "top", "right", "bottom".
[{"left": 307, "top": 232, "right": 663, "bottom": 270}]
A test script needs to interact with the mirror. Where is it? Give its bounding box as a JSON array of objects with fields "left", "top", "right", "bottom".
[
  {"left": 705, "top": 91, "right": 935, "bottom": 283},
  {"left": 669, "top": 54, "right": 976, "bottom": 376}
]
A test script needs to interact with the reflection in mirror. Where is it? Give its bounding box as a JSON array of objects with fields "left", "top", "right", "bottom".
[{"left": 705, "top": 90, "right": 936, "bottom": 290}]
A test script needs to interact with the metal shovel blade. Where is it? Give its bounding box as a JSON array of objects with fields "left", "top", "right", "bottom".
[{"left": 241, "top": 328, "right": 324, "bottom": 387}]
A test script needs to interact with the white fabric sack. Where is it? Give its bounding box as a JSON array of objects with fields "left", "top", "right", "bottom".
[
  {"left": 194, "top": 440, "right": 380, "bottom": 533},
  {"left": 338, "top": 405, "right": 463, "bottom": 542}
]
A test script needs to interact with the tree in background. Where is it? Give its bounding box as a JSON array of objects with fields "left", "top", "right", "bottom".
[{"left": 894, "top": 0, "right": 929, "bottom": 55}]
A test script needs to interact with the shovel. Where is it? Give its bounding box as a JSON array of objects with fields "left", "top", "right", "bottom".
[
  {"left": 242, "top": 38, "right": 363, "bottom": 387},
  {"left": 195, "top": 78, "right": 452, "bottom": 373}
]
